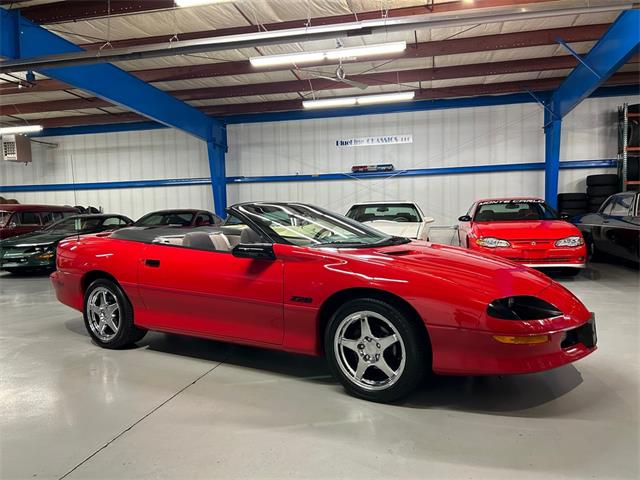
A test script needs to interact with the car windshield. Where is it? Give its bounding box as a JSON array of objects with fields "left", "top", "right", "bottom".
[
  {"left": 44, "top": 217, "right": 103, "bottom": 233},
  {"left": 346, "top": 204, "right": 421, "bottom": 223},
  {"left": 235, "top": 203, "right": 409, "bottom": 248},
  {"left": 474, "top": 200, "right": 558, "bottom": 222},
  {"left": 0, "top": 211, "right": 10, "bottom": 227},
  {"left": 136, "top": 212, "right": 194, "bottom": 226}
]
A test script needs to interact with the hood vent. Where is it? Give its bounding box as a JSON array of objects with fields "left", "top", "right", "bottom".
[{"left": 382, "top": 249, "right": 416, "bottom": 256}]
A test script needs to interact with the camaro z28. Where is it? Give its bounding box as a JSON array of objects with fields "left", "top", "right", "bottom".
[{"left": 51, "top": 202, "right": 597, "bottom": 402}]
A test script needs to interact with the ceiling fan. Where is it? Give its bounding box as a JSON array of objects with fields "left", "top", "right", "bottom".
[{"left": 301, "top": 63, "right": 369, "bottom": 90}]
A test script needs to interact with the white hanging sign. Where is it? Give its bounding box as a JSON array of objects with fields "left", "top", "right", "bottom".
[{"left": 335, "top": 134, "right": 413, "bottom": 147}]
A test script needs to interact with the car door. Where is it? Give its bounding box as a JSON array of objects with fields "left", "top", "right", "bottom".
[
  {"left": 136, "top": 227, "right": 284, "bottom": 345},
  {"left": 603, "top": 193, "right": 639, "bottom": 261},
  {"left": 591, "top": 197, "right": 615, "bottom": 253}
]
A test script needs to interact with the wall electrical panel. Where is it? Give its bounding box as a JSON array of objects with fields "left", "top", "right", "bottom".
[{"left": 1, "top": 134, "right": 32, "bottom": 163}]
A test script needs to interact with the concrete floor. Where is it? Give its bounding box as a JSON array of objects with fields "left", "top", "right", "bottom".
[{"left": 1, "top": 263, "right": 638, "bottom": 480}]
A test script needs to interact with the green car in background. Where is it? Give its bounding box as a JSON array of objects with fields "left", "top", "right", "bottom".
[{"left": 0, "top": 214, "right": 132, "bottom": 274}]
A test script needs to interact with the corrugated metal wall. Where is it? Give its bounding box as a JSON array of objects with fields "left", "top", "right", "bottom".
[
  {"left": 1, "top": 94, "right": 637, "bottom": 223},
  {"left": 0, "top": 129, "right": 213, "bottom": 219},
  {"left": 227, "top": 95, "right": 638, "bottom": 224}
]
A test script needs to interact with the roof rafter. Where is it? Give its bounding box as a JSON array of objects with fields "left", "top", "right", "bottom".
[
  {"left": 3, "top": 54, "right": 638, "bottom": 116},
  {"left": 0, "top": 23, "right": 610, "bottom": 96},
  {"left": 12, "top": 72, "right": 637, "bottom": 129}
]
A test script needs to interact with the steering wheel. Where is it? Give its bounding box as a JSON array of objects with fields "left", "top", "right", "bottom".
[{"left": 393, "top": 217, "right": 409, "bottom": 222}]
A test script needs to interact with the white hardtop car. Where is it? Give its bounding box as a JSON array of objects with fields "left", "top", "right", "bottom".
[{"left": 345, "top": 201, "right": 434, "bottom": 241}]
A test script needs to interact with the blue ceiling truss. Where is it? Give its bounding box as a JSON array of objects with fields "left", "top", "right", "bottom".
[{"left": 0, "top": 8, "right": 228, "bottom": 216}]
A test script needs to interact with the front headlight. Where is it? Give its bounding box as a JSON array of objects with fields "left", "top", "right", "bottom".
[
  {"left": 476, "top": 237, "right": 511, "bottom": 248},
  {"left": 487, "top": 296, "right": 562, "bottom": 320},
  {"left": 554, "top": 236, "right": 584, "bottom": 247}
]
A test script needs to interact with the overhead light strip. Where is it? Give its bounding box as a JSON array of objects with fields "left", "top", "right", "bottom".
[
  {"left": 250, "top": 42, "right": 407, "bottom": 67},
  {"left": 303, "top": 91, "right": 415, "bottom": 109},
  {"left": 0, "top": 125, "right": 43, "bottom": 135}
]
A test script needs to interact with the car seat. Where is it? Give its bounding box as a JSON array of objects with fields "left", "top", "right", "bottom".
[
  {"left": 182, "top": 232, "right": 216, "bottom": 251},
  {"left": 475, "top": 209, "right": 495, "bottom": 222},
  {"left": 240, "top": 228, "right": 262, "bottom": 244}
]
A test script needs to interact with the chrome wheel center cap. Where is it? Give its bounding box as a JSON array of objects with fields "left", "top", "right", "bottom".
[{"left": 359, "top": 337, "right": 381, "bottom": 363}]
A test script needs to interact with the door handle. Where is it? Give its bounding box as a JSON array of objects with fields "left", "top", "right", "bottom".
[{"left": 144, "top": 259, "right": 160, "bottom": 267}]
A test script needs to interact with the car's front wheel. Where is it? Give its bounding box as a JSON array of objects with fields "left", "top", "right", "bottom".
[
  {"left": 84, "top": 279, "right": 146, "bottom": 349},
  {"left": 325, "top": 298, "right": 428, "bottom": 403}
]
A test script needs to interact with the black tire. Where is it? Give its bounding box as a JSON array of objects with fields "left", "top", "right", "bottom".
[
  {"left": 558, "top": 200, "right": 588, "bottom": 210},
  {"left": 587, "top": 236, "right": 603, "bottom": 262},
  {"left": 627, "top": 158, "right": 639, "bottom": 180},
  {"left": 587, "top": 185, "right": 618, "bottom": 197},
  {"left": 588, "top": 196, "right": 609, "bottom": 208},
  {"left": 324, "top": 298, "right": 428, "bottom": 403},
  {"left": 558, "top": 193, "right": 587, "bottom": 202},
  {"left": 83, "top": 279, "right": 146, "bottom": 349},
  {"left": 558, "top": 209, "right": 586, "bottom": 218},
  {"left": 586, "top": 174, "right": 618, "bottom": 187}
]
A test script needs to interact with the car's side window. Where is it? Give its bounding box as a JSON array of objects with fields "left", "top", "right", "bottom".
[
  {"left": 600, "top": 198, "right": 615, "bottom": 215},
  {"left": 610, "top": 195, "right": 634, "bottom": 217},
  {"left": 19, "top": 211, "right": 41, "bottom": 226},
  {"left": 102, "top": 217, "right": 125, "bottom": 227}
]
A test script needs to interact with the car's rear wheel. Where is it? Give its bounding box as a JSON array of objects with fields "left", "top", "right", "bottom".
[
  {"left": 325, "top": 298, "right": 428, "bottom": 403},
  {"left": 84, "top": 279, "right": 146, "bottom": 349}
]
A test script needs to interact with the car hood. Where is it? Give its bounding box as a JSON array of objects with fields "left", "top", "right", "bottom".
[
  {"left": 474, "top": 220, "right": 581, "bottom": 240},
  {"left": 363, "top": 221, "right": 423, "bottom": 238},
  {"left": 337, "top": 241, "right": 554, "bottom": 299},
  {"left": 0, "top": 231, "right": 71, "bottom": 248}
]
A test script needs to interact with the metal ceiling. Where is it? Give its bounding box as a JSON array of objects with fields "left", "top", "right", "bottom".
[{"left": 0, "top": 0, "right": 638, "bottom": 128}]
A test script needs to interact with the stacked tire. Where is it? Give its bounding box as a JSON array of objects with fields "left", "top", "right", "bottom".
[
  {"left": 586, "top": 174, "right": 618, "bottom": 212},
  {"left": 557, "top": 193, "right": 588, "bottom": 217}
]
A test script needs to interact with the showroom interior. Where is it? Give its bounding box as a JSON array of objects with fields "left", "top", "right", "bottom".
[{"left": 0, "top": 0, "right": 639, "bottom": 478}]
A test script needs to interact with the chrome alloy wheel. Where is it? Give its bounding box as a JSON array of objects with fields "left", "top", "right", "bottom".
[
  {"left": 87, "top": 287, "right": 121, "bottom": 342},
  {"left": 334, "top": 311, "right": 406, "bottom": 391}
]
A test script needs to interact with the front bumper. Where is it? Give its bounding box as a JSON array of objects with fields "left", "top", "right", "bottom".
[
  {"left": 0, "top": 253, "right": 55, "bottom": 270},
  {"left": 470, "top": 243, "right": 586, "bottom": 268},
  {"left": 429, "top": 314, "right": 597, "bottom": 376}
]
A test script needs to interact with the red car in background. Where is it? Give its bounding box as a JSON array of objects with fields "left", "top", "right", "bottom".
[
  {"left": 0, "top": 204, "right": 78, "bottom": 239},
  {"left": 458, "top": 198, "right": 587, "bottom": 275},
  {"left": 51, "top": 202, "right": 597, "bottom": 403}
]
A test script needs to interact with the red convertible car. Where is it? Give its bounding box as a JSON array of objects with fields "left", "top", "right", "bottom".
[
  {"left": 51, "top": 202, "right": 596, "bottom": 402},
  {"left": 458, "top": 198, "right": 587, "bottom": 274}
]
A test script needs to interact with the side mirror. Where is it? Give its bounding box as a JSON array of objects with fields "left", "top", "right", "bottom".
[
  {"left": 7, "top": 222, "right": 17, "bottom": 229},
  {"left": 458, "top": 215, "right": 472, "bottom": 222},
  {"left": 232, "top": 243, "right": 276, "bottom": 260},
  {"left": 560, "top": 214, "right": 571, "bottom": 221}
]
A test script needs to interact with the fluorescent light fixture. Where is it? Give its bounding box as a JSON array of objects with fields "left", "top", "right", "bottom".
[
  {"left": 303, "top": 91, "right": 415, "bottom": 109},
  {"left": 302, "top": 97, "right": 357, "bottom": 109},
  {"left": 356, "top": 91, "right": 415, "bottom": 105},
  {"left": 250, "top": 42, "right": 406, "bottom": 68},
  {"left": 250, "top": 52, "right": 326, "bottom": 68},
  {"left": 175, "top": 0, "right": 234, "bottom": 6},
  {"left": 325, "top": 42, "right": 406, "bottom": 60},
  {"left": 0, "top": 125, "right": 43, "bottom": 135}
]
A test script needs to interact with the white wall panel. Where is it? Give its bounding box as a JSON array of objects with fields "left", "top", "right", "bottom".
[
  {"left": 227, "top": 95, "right": 638, "bottom": 225},
  {"left": 2, "top": 94, "right": 638, "bottom": 226},
  {"left": 0, "top": 129, "right": 213, "bottom": 219}
]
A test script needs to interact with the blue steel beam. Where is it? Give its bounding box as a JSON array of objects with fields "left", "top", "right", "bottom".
[
  {"left": 1, "top": 8, "right": 228, "bottom": 217},
  {"left": 1, "top": 9, "right": 216, "bottom": 141},
  {"left": 544, "top": 108, "right": 562, "bottom": 209},
  {"left": 549, "top": 9, "right": 640, "bottom": 119},
  {"left": 0, "top": 159, "right": 617, "bottom": 194}
]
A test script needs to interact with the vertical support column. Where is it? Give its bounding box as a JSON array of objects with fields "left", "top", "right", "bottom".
[
  {"left": 207, "top": 121, "right": 227, "bottom": 218},
  {"left": 544, "top": 107, "right": 562, "bottom": 209}
]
